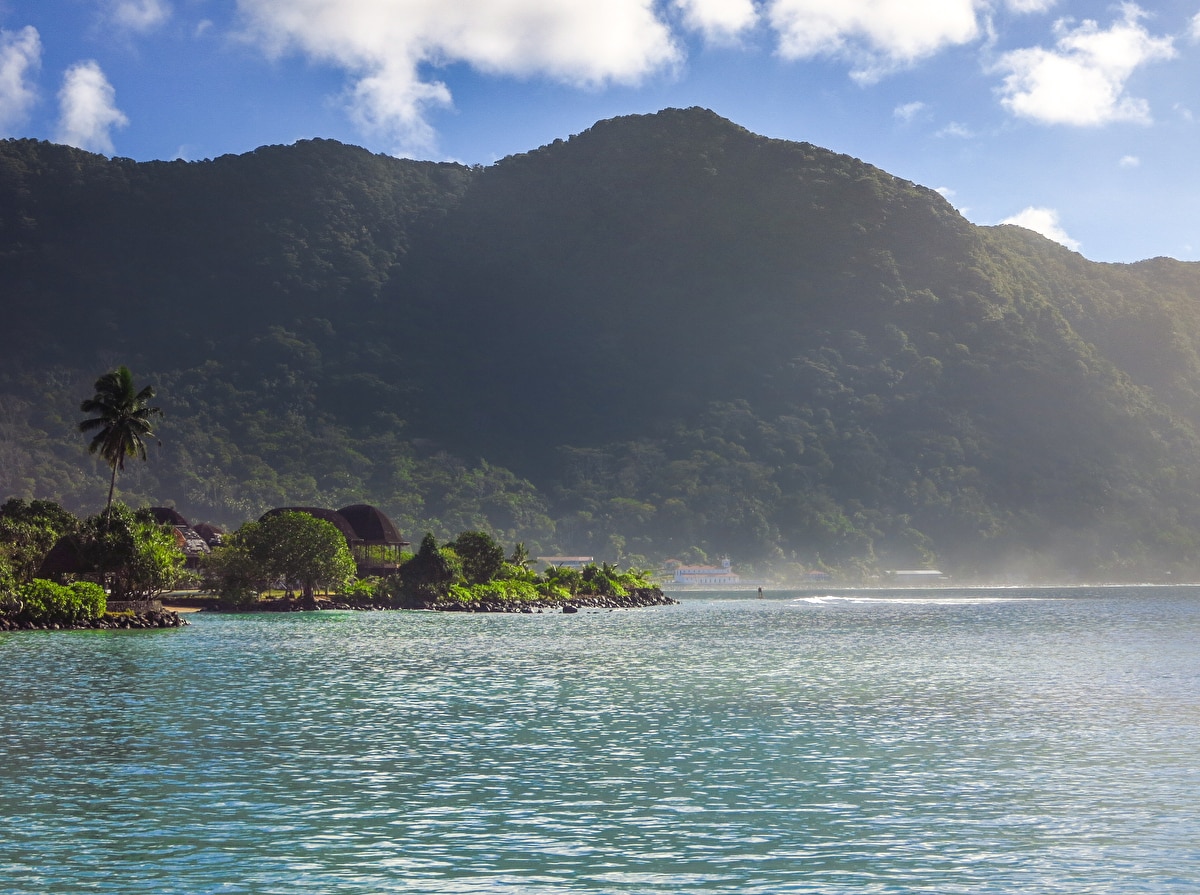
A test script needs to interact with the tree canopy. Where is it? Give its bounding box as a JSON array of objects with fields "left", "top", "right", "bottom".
[{"left": 78, "top": 367, "right": 162, "bottom": 514}]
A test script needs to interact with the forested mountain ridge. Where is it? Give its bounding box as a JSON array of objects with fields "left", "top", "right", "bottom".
[{"left": 3, "top": 107, "right": 1200, "bottom": 581}]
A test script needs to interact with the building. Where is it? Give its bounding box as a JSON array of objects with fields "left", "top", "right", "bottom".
[
  {"left": 887, "top": 569, "right": 946, "bottom": 583},
  {"left": 146, "top": 507, "right": 211, "bottom": 567},
  {"left": 671, "top": 557, "right": 742, "bottom": 586},
  {"left": 537, "top": 556, "right": 593, "bottom": 571}
]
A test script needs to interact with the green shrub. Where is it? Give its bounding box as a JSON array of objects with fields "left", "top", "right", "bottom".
[
  {"left": 341, "top": 577, "right": 384, "bottom": 604},
  {"left": 68, "top": 581, "right": 107, "bottom": 619},
  {"left": 448, "top": 578, "right": 543, "bottom": 603},
  {"left": 14, "top": 578, "right": 106, "bottom": 625}
]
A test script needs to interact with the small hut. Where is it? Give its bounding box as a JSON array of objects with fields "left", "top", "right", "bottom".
[
  {"left": 192, "top": 522, "right": 225, "bottom": 547},
  {"left": 36, "top": 535, "right": 86, "bottom": 582},
  {"left": 337, "top": 504, "right": 409, "bottom": 575},
  {"left": 146, "top": 507, "right": 210, "bottom": 566}
]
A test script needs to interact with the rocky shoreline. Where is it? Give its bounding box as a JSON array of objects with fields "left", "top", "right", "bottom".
[
  {"left": 206, "top": 587, "right": 679, "bottom": 614},
  {"left": 0, "top": 609, "right": 187, "bottom": 632},
  {"left": 424, "top": 588, "right": 680, "bottom": 613}
]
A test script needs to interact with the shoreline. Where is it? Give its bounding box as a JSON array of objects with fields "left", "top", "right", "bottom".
[
  {"left": 0, "top": 608, "right": 187, "bottom": 632},
  {"left": 198, "top": 587, "right": 679, "bottom": 614}
]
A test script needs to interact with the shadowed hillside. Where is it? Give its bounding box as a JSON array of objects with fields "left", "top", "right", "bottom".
[{"left": 4, "top": 108, "right": 1200, "bottom": 580}]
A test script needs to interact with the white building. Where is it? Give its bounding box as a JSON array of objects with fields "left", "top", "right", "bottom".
[
  {"left": 672, "top": 557, "right": 742, "bottom": 586},
  {"left": 538, "top": 556, "right": 593, "bottom": 571}
]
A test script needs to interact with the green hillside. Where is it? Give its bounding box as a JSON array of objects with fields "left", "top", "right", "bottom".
[{"left": 4, "top": 107, "right": 1200, "bottom": 581}]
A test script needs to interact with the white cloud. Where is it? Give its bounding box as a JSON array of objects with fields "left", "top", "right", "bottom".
[
  {"left": 893, "top": 100, "right": 926, "bottom": 122},
  {"left": 0, "top": 25, "right": 41, "bottom": 134},
  {"left": 236, "top": 0, "right": 681, "bottom": 154},
  {"left": 1000, "top": 206, "right": 1080, "bottom": 250},
  {"left": 1006, "top": 0, "right": 1056, "bottom": 12},
  {"left": 1119, "top": 154, "right": 1139, "bottom": 167},
  {"left": 766, "top": 0, "right": 981, "bottom": 82},
  {"left": 994, "top": 4, "right": 1175, "bottom": 126},
  {"left": 55, "top": 61, "right": 129, "bottom": 155},
  {"left": 106, "top": 0, "right": 171, "bottom": 33},
  {"left": 1189, "top": 12, "right": 1200, "bottom": 42},
  {"left": 936, "top": 121, "right": 974, "bottom": 137},
  {"left": 674, "top": 0, "right": 758, "bottom": 41}
]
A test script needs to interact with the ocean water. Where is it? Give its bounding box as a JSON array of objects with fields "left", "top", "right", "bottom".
[{"left": 1, "top": 587, "right": 1198, "bottom": 894}]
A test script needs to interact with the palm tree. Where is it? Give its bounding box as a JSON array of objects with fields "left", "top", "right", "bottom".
[{"left": 78, "top": 366, "right": 163, "bottom": 514}]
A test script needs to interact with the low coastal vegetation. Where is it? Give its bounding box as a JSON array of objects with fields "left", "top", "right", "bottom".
[
  {"left": 203, "top": 520, "right": 671, "bottom": 613},
  {"left": 0, "top": 497, "right": 189, "bottom": 630},
  {"left": 0, "top": 499, "right": 670, "bottom": 628}
]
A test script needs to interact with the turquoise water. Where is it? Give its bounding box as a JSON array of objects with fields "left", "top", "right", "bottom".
[{"left": 1, "top": 587, "right": 1198, "bottom": 894}]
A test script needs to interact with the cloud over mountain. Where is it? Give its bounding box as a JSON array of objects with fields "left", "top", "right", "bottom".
[
  {"left": 994, "top": 4, "right": 1175, "bottom": 126},
  {"left": 0, "top": 25, "right": 41, "bottom": 133},
  {"left": 55, "top": 60, "right": 128, "bottom": 154},
  {"left": 236, "top": 0, "right": 682, "bottom": 152}
]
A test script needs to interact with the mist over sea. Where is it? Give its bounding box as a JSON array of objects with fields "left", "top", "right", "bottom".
[{"left": 2, "top": 587, "right": 1197, "bottom": 893}]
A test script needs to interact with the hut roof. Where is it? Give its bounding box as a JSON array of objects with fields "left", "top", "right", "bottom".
[
  {"left": 260, "top": 507, "right": 361, "bottom": 543},
  {"left": 192, "top": 522, "right": 225, "bottom": 546},
  {"left": 337, "top": 504, "right": 409, "bottom": 546},
  {"left": 147, "top": 506, "right": 189, "bottom": 526},
  {"left": 36, "top": 536, "right": 86, "bottom": 579},
  {"left": 174, "top": 526, "right": 211, "bottom": 557}
]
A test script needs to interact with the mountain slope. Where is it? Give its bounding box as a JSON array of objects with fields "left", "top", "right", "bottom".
[{"left": 3, "top": 108, "right": 1200, "bottom": 580}]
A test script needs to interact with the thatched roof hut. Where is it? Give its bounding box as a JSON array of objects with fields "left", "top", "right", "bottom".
[
  {"left": 192, "top": 522, "right": 225, "bottom": 547},
  {"left": 147, "top": 506, "right": 189, "bottom": 526},
  {"left": 36, "top": 535, "right": 86, "bottom": 581},
  {"left": 337, "top": 504, "right": 409, "bottom": 547}
]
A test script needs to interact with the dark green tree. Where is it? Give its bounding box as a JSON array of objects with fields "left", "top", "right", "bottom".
[
  {"left": 78, "top": 366, "right": 163, "bottom": 515},
  {"left": 450, "top": 530, "right": 505, "bottom": 585},
  {"left": 242, "top": 512, "right": 355, "bottom": 609},
  {"left": 395, "top": 533, "right": 459, "bottom": 606},
  {"left": 77, "top": 504, "right": 184, "bottom": 599},
  {"left": 201, "top": 527, "right": 268, "bottom": 609},
  {"left": 0, "top": 499, "right": 79, "bottom": 583}
]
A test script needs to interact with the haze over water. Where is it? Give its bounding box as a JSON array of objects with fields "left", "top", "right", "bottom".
[{"left": 2, "top": 587, "right": 1197, "bottom": 893}]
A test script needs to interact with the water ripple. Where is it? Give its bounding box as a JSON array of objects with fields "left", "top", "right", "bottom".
[{"left": 1, "top": 588, "right": 1198, "bottom": 892}]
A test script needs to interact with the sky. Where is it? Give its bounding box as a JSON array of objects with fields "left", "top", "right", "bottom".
[{"left": 1, "top": 1, "right": 1199, "bottom": 263}]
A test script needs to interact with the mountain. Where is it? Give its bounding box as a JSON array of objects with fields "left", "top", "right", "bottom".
[{"left": 4, "top": 107, "right": 1200, "bottom": 581}]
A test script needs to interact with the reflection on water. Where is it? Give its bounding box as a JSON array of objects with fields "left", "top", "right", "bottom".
[{"left": 1, "top": 587, "right": 1198, "bottom": 893}]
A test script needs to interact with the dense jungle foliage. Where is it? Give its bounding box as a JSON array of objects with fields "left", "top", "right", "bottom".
[{"left": 4, "top": 108, "right": 1200, "bottom": 581}]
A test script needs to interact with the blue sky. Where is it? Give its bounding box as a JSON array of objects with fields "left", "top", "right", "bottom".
[{"left": 1, "top": 1, "right": 1199, "bottom": 263}]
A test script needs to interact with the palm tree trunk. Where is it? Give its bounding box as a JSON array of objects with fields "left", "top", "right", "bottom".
[{"left": 105, "top": 463, "right": 118, "bottom": 515}]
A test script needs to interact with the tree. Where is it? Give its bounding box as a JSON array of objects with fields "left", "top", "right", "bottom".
[
  {"left": 242, "top": 512, "right": 355, "bottom": 609},
  {"left": 508, "top": 542, "right": 531, "bottom": 570},
  {"left": 77, "top": 504, "right": 184, "bottom": 599},
  {"left": 450, "top": 530, "right": 505, "bottom": 585},
  {"left": 201, "top": 533, "right": 266, "bottom": 609},
  {"left": 395, "top": 533, "right": 459, "bottom": 606},
  {"left": 0, "top": 499, "right": 78, "bottom": 583},
  {"left": 78, "top": 366, "right": 163, "bottom": 515}
]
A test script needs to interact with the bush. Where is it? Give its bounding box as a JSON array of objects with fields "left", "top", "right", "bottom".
[
  {"left": 341, "top": 577, "right": 384, "bottom": 604},
  {"left": 68, "top": 581, "right": 107, "bottom": 620},
  {"left": 447, "top": 578, "right": 543, "bottom": 603},
  {"left": 13, "top": 578, "right": 106, "bottom": 625}
]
